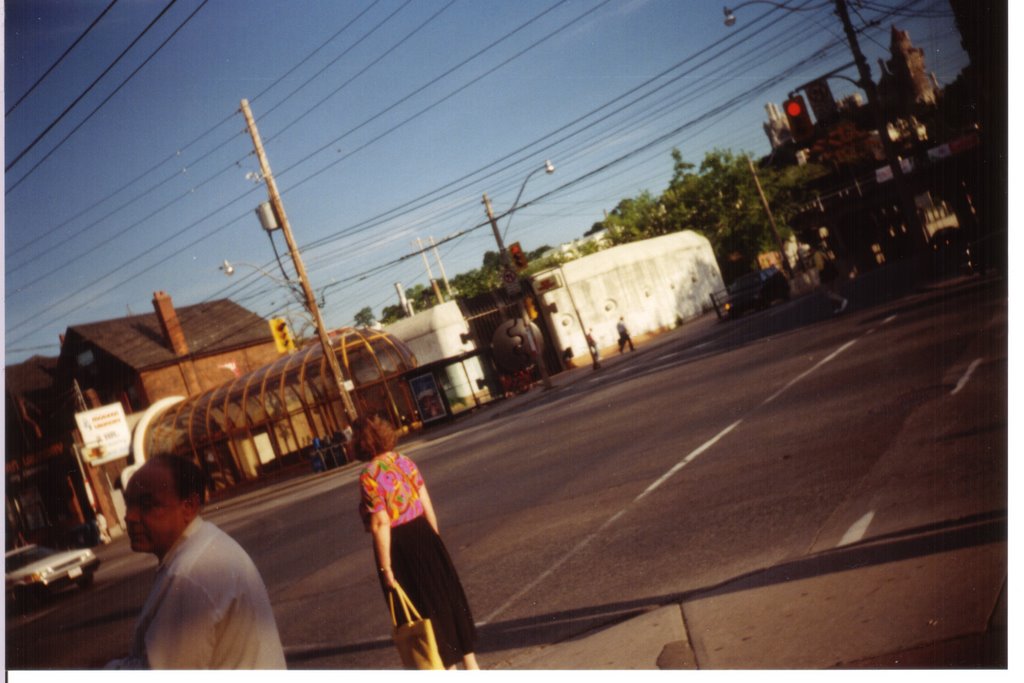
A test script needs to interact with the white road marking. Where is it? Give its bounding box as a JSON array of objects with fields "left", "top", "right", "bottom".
[
  {"left": 635, "top": 420, "right": 743, "bottom": 503},
  {"left": 483, "top": 319, "right": 892, "bottom": 624},
  {"left": 951, "top": 358, "right": 983, "bottom": 396},
  {"left": 838, "top": 511, "right": 875, "bottom": 547},
  {"left": 761, "top": 339, "right": 858, "bottom": 406}
]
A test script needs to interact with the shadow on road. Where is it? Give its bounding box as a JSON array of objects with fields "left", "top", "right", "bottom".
[{"left": 285, "top": 511, "right": 1005, "bottom": 668}]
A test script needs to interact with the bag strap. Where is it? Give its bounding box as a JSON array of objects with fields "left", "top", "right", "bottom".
[{"left": 388, "top": 581, "right": 423, "bottom": 626}]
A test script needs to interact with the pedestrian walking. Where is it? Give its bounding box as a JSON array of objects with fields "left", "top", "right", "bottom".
[
  {"left": 812, "top": 245, "right": 848, "bottom": 313},
  {"left": 107, "top": 455, "right": 285, "bottom": 669},
  {"left": 616, "top": 317, "right": 635, "bottom": 353},
  {"left": 585, "top": 328, "right": 601, "bottom": 368},
  {"left": 354, "top": 415, "right": 479, "bottom": 670}
]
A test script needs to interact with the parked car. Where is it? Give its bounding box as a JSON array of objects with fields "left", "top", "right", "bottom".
[
  {"left": 5, "top": 544, "right": 100, "bottom": 604},
  {"left": 723, "top": 266, "right": 790, "bottom": 318}
]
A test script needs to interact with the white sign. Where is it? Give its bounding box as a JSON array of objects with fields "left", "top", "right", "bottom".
[
  {"left": 502, "top": 269, "right": 521, "bottom": 296},
  {"left": 75, "top": 403, "right": 132, "bottom": 465}
]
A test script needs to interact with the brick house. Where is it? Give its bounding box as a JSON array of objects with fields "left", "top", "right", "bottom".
[{"left": 6, "top": 292, "right": 281, "bottom": 547}]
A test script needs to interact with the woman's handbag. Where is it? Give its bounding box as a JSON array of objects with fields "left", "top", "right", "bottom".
[{"left": 389, "top": 581, "right": 444, "bottom": 670}]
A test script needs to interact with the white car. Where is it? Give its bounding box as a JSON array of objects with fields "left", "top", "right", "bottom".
[{"left": 5, "top": 544, "right": 101, "bottom": 603}]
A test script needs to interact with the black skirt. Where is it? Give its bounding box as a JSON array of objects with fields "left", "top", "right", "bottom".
[{"left": 379, "top": 515, "right": 477, "bottom": 668}]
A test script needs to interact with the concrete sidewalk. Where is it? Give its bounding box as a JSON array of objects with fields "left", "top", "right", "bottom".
[{"left": 491, "top": 525, "right": 1006, "bottom": 669}]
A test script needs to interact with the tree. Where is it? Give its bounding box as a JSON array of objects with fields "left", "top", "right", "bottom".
[{"left": 353, "top": 306, "right": 375, "bottom": 327}]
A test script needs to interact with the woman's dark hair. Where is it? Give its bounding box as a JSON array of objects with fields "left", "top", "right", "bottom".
[
  {"left": 150, "top": 454, "right": 207, "bottom": 505},
  {"left": 351, "top": 415, "right": 398, "bottom": 462}
]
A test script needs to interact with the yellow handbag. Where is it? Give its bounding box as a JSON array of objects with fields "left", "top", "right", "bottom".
[{"left": 389, "top": 581, "right": 445, "bottom": 670}]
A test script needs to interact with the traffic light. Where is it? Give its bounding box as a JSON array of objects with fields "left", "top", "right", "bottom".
[
  {"left": 509, "top": 242, "right": 529, "bottom": 271},
  {"left": 783, "top": 94, "right": 815, "bottom": 143},
  {"left": 269, "top": 317, "right": 295, "bottom": 353},
  {"left": 523, "top": 295, "right": 538, "bottom": 320}
]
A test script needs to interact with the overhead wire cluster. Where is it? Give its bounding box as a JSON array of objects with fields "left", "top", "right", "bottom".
[{"left": 5, "top": 0, "right": 955, "bottom": 357}]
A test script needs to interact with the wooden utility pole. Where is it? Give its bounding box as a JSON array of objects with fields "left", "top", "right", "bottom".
[
  {"left": 240, "top": 99, "right": 358, "bottom": 422},
  {"left": 746, "top": 155, "right": 793, "bottom": 276},
  {"left": 416, "top": 237, "right": 445, "bottom": 304}
]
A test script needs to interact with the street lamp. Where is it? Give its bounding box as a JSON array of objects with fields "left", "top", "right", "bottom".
[
  {"left": 483, "top": 160, "right": 556, "bottom": 390},
  {"left": 724, "top": 0, "right": 928, "bottom": 250},
  {"left": 503, "top": 159, "right": 555, "bottom": 241}
]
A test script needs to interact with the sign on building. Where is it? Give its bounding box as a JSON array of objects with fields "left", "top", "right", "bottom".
[{"left": 75, "top": 403, "right": 132, "bottom": 466}]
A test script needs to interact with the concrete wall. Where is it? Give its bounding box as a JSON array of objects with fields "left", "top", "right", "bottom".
[{"left": 532, "top": 231, "right": 724, "bottom": 363}]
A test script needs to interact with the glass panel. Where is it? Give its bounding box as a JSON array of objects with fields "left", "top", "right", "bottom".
[{"left": 348, "top": 347, "right": 382, "bottom": 385}]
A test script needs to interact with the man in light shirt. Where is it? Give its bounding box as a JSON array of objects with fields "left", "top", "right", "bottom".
[{"left": 107, "top": 454, "right": 286, "bottom": 669}]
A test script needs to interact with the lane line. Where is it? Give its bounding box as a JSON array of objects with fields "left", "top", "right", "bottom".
[
  {"left": 951, "top": 357, "right": 983, "bottom": 396},
  {"left": 635, "top": 420, "right": 743, "bottom": 503},
  {"left": 483, "top": 321, "right": 892, "bottom": 624},
  {"left": 838, "top": 511, "right": 875, "bottom": 547},
  {"left": 761, "top": 339, "right": 858, "bottom": 406}
]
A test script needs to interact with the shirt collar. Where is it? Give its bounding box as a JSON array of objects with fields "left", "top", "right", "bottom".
[{"left": 157, "top": 515, "right": 204, "bottom": 570}]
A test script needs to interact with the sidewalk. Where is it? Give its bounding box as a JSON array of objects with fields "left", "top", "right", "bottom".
[{"left": 493, "top": 523, "right": 1006, "bottom": 669}]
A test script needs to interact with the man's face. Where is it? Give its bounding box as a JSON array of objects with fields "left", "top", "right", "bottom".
[{"left": 124, "top": 461, "right": 198, "bottom": 560}]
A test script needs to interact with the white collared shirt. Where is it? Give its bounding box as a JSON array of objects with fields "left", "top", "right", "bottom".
[{"left": 125, "top": 516, "right": 286, "bottom": 669}]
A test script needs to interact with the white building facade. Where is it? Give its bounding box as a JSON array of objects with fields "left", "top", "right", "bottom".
[{"left": 531, "top": 231, "right": 724, "bottom": 363}]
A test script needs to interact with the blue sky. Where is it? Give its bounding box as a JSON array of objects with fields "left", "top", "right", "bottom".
[{"left": 3, "top": 0, "right": 972, "bottom": 364}]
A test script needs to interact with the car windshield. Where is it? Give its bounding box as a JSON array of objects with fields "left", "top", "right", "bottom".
[{"left": 6, "top": 546, "right": 57, "bottom": 571}]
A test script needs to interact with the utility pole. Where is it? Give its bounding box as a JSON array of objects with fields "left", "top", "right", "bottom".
[
  {"left": 429, "top": 236, "right": 453, "bottom": 298},
  {"left": 483, "top": 193, "right": 552, "bottom": 390},
  {"left": 746, "top": 155, "right": 793, "bottom": 276},
  {"left": 240, "top": 99, "right": 358, "bottom": 422},
  {"left": 416, "top": 237, "right": 445, "bottom": 304}
]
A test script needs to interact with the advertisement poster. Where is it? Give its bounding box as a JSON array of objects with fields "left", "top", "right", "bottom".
[{"left": 410, "top": 374, "right": 448, "bottom": 423}]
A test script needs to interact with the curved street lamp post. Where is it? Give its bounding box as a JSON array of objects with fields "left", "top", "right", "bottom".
[{"left": 483, "top": 160, "right": 556, "bottom": 390}]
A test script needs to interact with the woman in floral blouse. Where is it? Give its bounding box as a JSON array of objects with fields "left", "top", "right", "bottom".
[{"left": 354, "top": 415, "right": 478, "bottom": 670}]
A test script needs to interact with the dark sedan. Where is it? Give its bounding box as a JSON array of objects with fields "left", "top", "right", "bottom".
[{"left": 722, "top": 266, "right": 790, "bottom": 318}]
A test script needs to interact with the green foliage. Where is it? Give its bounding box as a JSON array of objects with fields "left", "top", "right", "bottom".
[
  {"left": 365, "top": 146, "right": 829, "bottom": 316},
  {"left": 353, "top": 306, "right": 375, "bottom": 327}
]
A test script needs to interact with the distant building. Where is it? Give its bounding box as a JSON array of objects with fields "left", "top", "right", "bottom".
[
  {"left": 878, "top": 26, "right": 939, "bottom": 114},
  {"left": 764, "top": 101, "right": 793, "bottom": 150}
]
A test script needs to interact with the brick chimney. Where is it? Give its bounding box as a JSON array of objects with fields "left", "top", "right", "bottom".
[{"left": 152, "top": 291, "right": 190, "bottom": 356}]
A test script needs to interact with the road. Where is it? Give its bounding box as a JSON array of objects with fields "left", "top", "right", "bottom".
[{"left": 5, "top": 273, "right": 1006, "bottom": 669}]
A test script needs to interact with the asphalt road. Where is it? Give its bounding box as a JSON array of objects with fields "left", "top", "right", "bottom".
[{"left": 5, "top": 273, "right": 1006, "bottom": 670}]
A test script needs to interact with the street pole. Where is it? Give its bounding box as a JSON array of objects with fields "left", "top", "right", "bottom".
[
  {"left": 483, "top": 192, "right": 552, "bottom": 390},
  {"left": 833, "top": 0, "right": 928, "bottom": 249},
  {"left": 416, "top": 237, "right": 445, "bottom": 304},
  {"left": 429, "top": 235, "right": 454, "bottom": 298},
  {"left": 240, "top": 99, "right": 358, "bottom": 422},
  {"left": 746, "top": 154, "right": 793, "bottom": 276}
]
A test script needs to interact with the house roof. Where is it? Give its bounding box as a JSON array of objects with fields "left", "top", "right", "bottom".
[
  {"left": 4, "top": 355, "right": 59, "bottom": 397},
  {"left": 65, "top": 299, "right": 273, "bottom": 370}
]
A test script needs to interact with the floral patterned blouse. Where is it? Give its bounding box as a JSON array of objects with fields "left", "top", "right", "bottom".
[{"left": 359, "top": 452, "right": 425, "bottom": 528}]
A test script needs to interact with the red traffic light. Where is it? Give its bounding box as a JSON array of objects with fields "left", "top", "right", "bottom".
[{"left": 783, "top": 94, "right": 815, "bottom": 143}]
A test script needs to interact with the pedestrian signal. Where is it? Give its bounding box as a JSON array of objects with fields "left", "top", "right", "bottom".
[
  {"left": 524, "top": 295, "right": 538, "bottom": 320},
  {"left": 269, "top": 317, "right": 296, "bottom": 353},
  {"left": 783, "top": 94, "right": 815, "bottom": 143},
  {"left": 509, "top": 242, "right": 529, "bottom": 271}
]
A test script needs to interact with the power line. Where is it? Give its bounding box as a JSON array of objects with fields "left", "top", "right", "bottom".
[
  {"left": 6, "top": 0, "right": 213, "bottom": 195},
  {"left": 5, "top": 0, "right": 121, "bottom": 117},
  {"left": 5, "top": 0, "right": 181, "bottom": 176}
]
